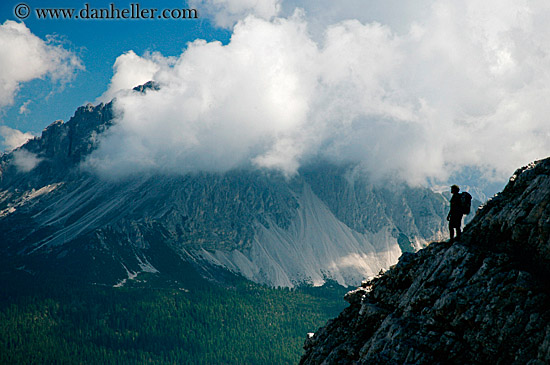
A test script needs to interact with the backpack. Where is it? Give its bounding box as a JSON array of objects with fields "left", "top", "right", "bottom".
[{"left": 461, "top": 192, "right": 472, "bottom": 215}]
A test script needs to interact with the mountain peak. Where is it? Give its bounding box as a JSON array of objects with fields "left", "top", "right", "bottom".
[{"left": 132, "top": 80, "right": 160, "bottom": 93}]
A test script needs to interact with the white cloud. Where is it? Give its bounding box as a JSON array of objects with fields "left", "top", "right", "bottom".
[
  {"left": 280, "top": 0, "right": 435, "bottom": 39},
  {"left": 0, "top": 20, "right": 83, "bottom": 109},
  {"left": 18, "top": 100, "right": 31, "bottom": 115},
  {"left": 96, "top": 51, "right": 167, "bottom": 103},
  {"left": 190, "top": 0, "right": 281, "bottom": 28},
  {"left": 0, "top": 126, "right": 35, "bottom": 151},
  {"left": 12, "top": 149, "right": 43, "bottom": 172},
  {"left": 88, "top": 1, "right": 550, "bottom": 185},
  {"left": 87, "top": 12, "right": 317, "bottom": 178}
]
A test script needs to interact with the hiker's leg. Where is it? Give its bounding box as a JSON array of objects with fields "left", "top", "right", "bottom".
[
  {"left": 456, "top": 227, "right": 461, "bottom": 239},
  {"left": 449, "top": 223, "right": 455, "bottom": 241}
]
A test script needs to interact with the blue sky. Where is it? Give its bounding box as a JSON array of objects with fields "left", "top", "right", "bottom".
[
  {"left": 0, "top": 0, "right": 229, "bottom": 133},
  {"left": 1, "top": 0, "right": 550, "bottom": 193}
]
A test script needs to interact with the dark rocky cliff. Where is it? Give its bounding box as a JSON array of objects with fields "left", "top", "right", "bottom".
[{"left": 301, "top": 158, "right": 550, "bottom": 364}]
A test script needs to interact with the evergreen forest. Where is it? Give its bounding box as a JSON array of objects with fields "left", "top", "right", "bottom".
[{"left": 0, "top": 272, "right": 348, "bottom": 364}]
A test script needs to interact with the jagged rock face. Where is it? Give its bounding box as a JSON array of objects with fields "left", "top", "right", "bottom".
[
  {"left": 301, "top": 158, "right": 550, "bottom": 364},
  {"left": 1, "top": 99, "right": 451, "bottom": 287},
  {"left": 1, "top": 102, "right": 113, "bottom": 183},
  {"left": 464, "top": 160, "right": 550, "bottom": 273}
]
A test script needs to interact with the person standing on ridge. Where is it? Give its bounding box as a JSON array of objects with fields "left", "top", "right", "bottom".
[{"left": 447, "top": 185, "right": 463, "bottom": 242}]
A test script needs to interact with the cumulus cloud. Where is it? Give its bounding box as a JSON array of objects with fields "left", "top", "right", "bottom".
[
  {"left": 280, "top": 0, "right": 435, "bottom": 39},
  {"left": 0, "top": 126, "right": 35, "bottom": 151},
  {"left": 189, "top": 0, "right": 281, "bottom": 28},
  {"left": 96, "top": 51, "right": 167, "bottom": 103},
  {"left": 87, "top": 12, "right": 317, "bottom": 177},
  {"left": 88, "top": 0, "right": 550, "bottom": 185},
  {"left": 0, "top": 20, "right": 83, "bottom": 109},
  {"left": 18, "top": 100, "right": 31, "bottom": 115}
]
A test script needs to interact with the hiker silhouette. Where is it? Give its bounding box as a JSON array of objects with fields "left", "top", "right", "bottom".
[{"left": 447, "top": 185, "right": 463, "bottom": 242}]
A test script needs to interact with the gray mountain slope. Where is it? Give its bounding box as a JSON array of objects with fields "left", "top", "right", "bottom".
[{"left": 1, "top": 98, "right": 454, "bottom": 287}]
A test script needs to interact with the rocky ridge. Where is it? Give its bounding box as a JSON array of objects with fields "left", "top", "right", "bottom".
[{"left": 301, "top": 157, "right": 550, "bottom": 364}]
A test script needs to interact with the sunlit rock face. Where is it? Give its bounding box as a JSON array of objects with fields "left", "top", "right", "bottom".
[
  {"left": 0, "top": 99, "right": 450, "bottom": 288},
  {"left": 301, "top": 158, "right": 550, "bottom": 364}
]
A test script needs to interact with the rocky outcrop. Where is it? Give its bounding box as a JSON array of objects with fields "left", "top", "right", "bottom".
[
  {"left": 301, "top": 158, "right": 550, "bottom": 364},
  {"left": 0, "top": 102, "right": 113, "bottom": 190},
  {"left": 463, "top": 160, "right": 550, "bottom": 274}
]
